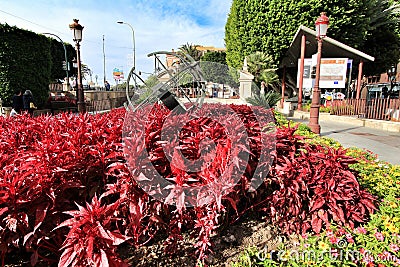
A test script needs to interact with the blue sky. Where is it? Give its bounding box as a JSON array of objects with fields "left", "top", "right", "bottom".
[{"left": 0, "top": 0, "right": 232, "bottom": 85}]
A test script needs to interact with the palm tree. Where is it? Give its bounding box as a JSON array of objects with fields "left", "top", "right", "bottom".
[
  {"left": 368, "top": 0, "right": 400, "bottom": 30},
  {"left": 80, "top": 64, "right": 92, "bottom": 82},
  {"left": 178, "top": 43, "right": 202, "bottom": 61},
  {"left": 245, "top": 51, "right": 279, "bottom": 93}
]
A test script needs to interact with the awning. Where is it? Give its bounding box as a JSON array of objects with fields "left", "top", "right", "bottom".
[{"left": 281, "top": 25, "right": 375, "bottom": 67}]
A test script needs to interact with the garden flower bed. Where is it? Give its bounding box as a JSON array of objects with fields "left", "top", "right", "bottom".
[
  {"left": 0, "top": 104, "right": 396, "bottom": 266},
  {"left": 232, "top": 123, "right": 400, "bottom": 267}
]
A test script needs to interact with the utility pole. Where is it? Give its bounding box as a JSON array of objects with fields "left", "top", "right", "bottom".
[{"left": 103, "top": 35, "right": 106, "bottom": 85}]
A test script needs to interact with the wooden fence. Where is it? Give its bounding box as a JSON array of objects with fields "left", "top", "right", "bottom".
[{"left": 330, "top": 98, "right": 400, "bottom": 121}]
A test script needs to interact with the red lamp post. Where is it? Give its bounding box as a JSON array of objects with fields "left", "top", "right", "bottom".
[
  {"left": 69, "top": 19, "right": 85, "bottom": 113},
  {"left": 308, "top": 12, "right": 329, "bottom": 134}
]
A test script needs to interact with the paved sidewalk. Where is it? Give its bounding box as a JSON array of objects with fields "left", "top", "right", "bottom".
[{"left": 290, "top": 117, "right": 400, "bottom": 165}]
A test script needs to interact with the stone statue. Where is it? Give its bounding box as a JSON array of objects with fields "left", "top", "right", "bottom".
[{"left": 243, "top": 57, "right": 248, "bottom": 72}]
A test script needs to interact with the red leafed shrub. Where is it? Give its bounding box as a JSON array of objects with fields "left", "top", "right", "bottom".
[
  {"left": 55, "top": 195, "right": 129, "bottom": 267},
  {"left": 265, "top": 125, "right": 377, "bottom": 234},
  {"left": 0, "top": 104, "right": 377, "bottom": 266},
  {"left": 0, "top": 110, "right": 126, "bottom": 266},
  {"left": 121, "top": 103, "right": 263, "bottom": 259}
]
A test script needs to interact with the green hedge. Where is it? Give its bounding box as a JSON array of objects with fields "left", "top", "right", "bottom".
[{"left": 0, "top": 23, "right": 75, "bottom": 107}]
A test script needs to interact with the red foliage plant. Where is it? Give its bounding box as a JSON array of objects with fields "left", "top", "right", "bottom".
[
  {"left": 266, "top": 125, "right": 377, "bottom": 234},
  {"left": 0, "top": 111, "right": 126, "bottom": 266},
  {"left": 55, "top": 195, "right": 129, "bottom": 267},
  {"left": 0, "top": 104, "right": 377, "bottom": 266}
]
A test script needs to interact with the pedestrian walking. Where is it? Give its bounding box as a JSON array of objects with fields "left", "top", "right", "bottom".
[
  {"left": 105, "top": 81, "right": 111, "bottom": 91},
  {"left": 23, "top": 90, "right": 36, "bottom": 116},
  {"left": 12, "top": 89, "right": 24, "bottom": 115}
]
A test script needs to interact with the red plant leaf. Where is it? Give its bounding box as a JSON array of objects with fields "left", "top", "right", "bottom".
[
  {"left": 0, "top": 207, "right": 8, "bottom": 216},
  {"left": 310, "top": 197, "right": 325, "bottom": 212},
  {"left": 86, "top": 236, "right": 94, "bottom": 261},
  {"left": 311, "top": 215, "right": 322, "bottom": 233},
  {"left": 58, "top": 246, "right": 77, "bottom": 267},
  {"left": 106, "top": 231, "right": 131, "bottom": 246},
  {"left": 30, "top": 250, "right": 38, "bottom": 267},
  {"left": 360, "top": 198, "right": 376, "bottom": 212},
  {"left": 100, "top": 249, "right": 109, "bottom": 267}
]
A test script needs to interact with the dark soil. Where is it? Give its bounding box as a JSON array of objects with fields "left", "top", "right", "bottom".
[{"left": 120, "top": 215, "right": 287, "bottom": 267}]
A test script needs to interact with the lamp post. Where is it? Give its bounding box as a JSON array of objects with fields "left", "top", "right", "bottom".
[
  {"left": 308, "top": 12, "right": 329, "bottom": 134},
  {"left": 69, "top": 19, "right": 85, "bottom": 113},
  {"left": 117, "top": 21, "right": 136, "bottom": 80},
  {"left": 388, "top": 65, "right": 397, "bottom": 95}
]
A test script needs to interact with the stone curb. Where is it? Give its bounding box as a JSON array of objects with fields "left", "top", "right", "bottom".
[{"left": 287, "top": 110, "right": 400, "bottom": 133}]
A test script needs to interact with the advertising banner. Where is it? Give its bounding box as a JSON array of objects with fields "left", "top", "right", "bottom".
[
  {"left": 113, "top": 68, "right": 124, "bottom": 81},
  {"left": 297, "top": 58, "right": 349, "bottom": 89}
]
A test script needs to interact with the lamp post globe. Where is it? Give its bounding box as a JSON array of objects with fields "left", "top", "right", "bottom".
[
  {"left": 315, "top": 12, "right": 329, "bottom": 38},
  {"left": 69, "top": 19, "right": 85, "bottom": 113},
  {"left": 69, "top": 19, "right": 83, "bottom": 43},
  {"left": 308, "top": 12, "right": 329, "bottom": 134}
]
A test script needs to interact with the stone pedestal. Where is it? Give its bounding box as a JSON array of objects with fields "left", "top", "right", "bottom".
[
  {"left": 239, "top": 71, "right": 254, "bottom": 99},
  {"left": 281, "top": 101, "right": 295, "bottom": 116}
]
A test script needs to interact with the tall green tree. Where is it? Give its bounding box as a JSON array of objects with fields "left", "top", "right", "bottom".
[
  {"left": 0, "top": 25, "right": 77, "bottom": 107},
  {"left": 225, "top": 0, "right": 251, "bottom": 69},
  {"left": 200, "top": 51, "right": 238, "bottom": 88},
  {"left": 200, "top": 51, "right": 227, "bottom": 65},
  {"left": 144, "top": 74, "right": 159, "bottom": 88},
  {"left": 362, "top": 0, "right": 400, "bottom": 74},
  {"left": 199, "top": 61, "right": 239, "bottom": 88},
  {"left": 225, "top": 0, "right": 400, "bottom": 76},
  {"left": 81, "top": 64, "right": 94, "bottom": 83}
]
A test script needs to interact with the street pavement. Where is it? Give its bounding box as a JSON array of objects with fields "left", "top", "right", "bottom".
[{"left": 289, "top": 117, "right": 400, "bottom": 165}]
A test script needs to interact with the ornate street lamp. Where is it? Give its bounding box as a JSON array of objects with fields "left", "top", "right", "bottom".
[
  {"left": 385, "top": 65, "right": 398, "bottom": 99},
  {"left": 308, "top": 12, "right": 329, "bottom": 134},
  {"left": 388, "top": 65, "right": 397, "bottom": 84},
  {"left": 69, "top": 19, "right": 85, "bottom": 113}
]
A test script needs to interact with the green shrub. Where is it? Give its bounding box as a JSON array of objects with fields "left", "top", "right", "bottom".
[
  {"left": 273, "top": 110, "right": 289, "bottom": 127},
  {"left": 301, "top": 103, "right": 331, "bottom": 113},
  {"left": 0, "top": 23, "right": 74, "bottom": 107},
  {"left": 294, "top": 123, "right": 314, "bottom": 137},
  {"left": 291, "top": 121, "right": 342, "bottom": 149},
  {"left": 347, "top": 148, "right": 400, "bottom": 199},
  {"left": 246, "top": 91, "right": 282, "bottom": 108},
  {"left": 320, "top": 106, "right": 331, "bottom": 113}
]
